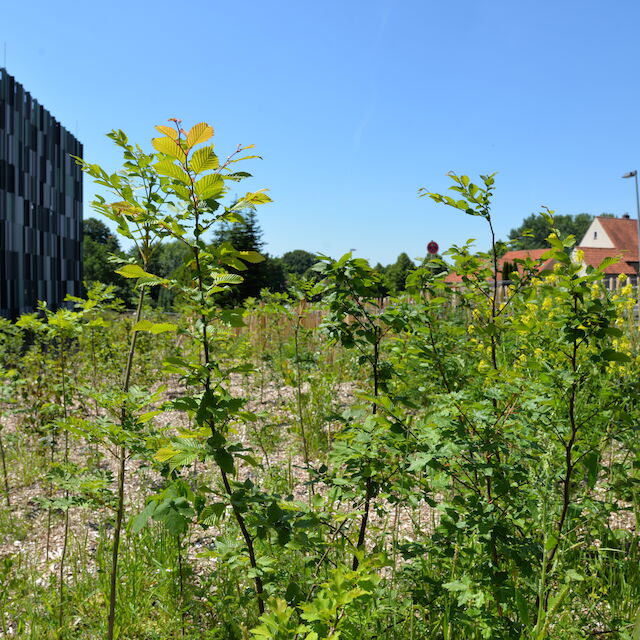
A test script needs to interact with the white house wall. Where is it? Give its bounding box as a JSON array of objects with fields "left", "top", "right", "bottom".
[{"left": 579, "top": 218, "right": 614, "bottom": 248}]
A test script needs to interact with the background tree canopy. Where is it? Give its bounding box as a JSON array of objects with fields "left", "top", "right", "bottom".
[
  {"left": 213, "top": 211, "right": 287, "bottom": 306},
  {"left": 507, "top": 213, "right": 595, "bottom": 249},
  {"left": 82, "top": 218, "right": 125, "bottom": 291},
  {"left": 280, "top": 250, "right": 318, "bottom": 277}
]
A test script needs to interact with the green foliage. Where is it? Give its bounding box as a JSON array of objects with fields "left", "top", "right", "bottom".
[
  {"left": 213, "top": 210, "right": 286, "bottom": 306},
  {"left": 508, "top": 212, "right": 593, "bottom": 249},
  {"left": 82, "top": 217, "right": 131, "bottom": 296},
  {"left": 384, "top": 252, "right": 415, "bottom": 294},
  {"left": 281, "top": 250, "right": 319, "bottom": 277},
  {"left": 4, "top": 132, "right": 640, "bottom": 640}
]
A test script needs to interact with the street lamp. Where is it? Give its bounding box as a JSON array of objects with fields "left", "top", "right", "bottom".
[{"left": 622, "top": 170, "right": 640, "bottom": 303}]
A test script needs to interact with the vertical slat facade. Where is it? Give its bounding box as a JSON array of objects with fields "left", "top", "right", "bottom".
[{"left": 0, "top": 68, "right": 83, "bottom": 318}]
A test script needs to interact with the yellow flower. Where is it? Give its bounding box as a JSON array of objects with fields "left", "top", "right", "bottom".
[
  {"left": 541, "top": 298, "right": 552, "bottom": 310},
  {"left": 575, "top": 249, "right": 584, "bottom": 263},
  {"left": 618, "top": 273, "right": 628, "bottom": 283}
]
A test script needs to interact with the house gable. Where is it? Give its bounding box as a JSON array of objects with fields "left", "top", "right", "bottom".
[
  {"left": 575, "top": 216, "right": 639, "bottom": 277},
  {"left": 578, "top": 218, "right": 614, "bottom": 248}
]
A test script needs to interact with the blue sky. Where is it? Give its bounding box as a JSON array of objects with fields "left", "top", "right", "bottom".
[{"left": 3, "top": 0, "right": 640, "bottom": 265}]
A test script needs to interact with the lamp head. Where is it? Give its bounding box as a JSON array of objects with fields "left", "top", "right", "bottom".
[{"left": 622, "top": 171, "right": 637, "bottom": 178}]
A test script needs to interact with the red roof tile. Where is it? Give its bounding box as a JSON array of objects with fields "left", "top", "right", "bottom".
[
  {"left": 597, "top": 217, "right": 639, "bottom": 254},
  {"left": 577, "top": 247, "right": 637, "bottom": 274},
  {"left": 444, "top": 249, "right": 555, "bottom": 283}
]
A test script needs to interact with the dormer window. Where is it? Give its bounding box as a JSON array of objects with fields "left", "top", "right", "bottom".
[{"left": 594, "top": 231, "right": 598, "bottom": 239}]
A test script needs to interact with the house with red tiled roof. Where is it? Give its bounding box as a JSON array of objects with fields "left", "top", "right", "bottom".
[
  {"left": 575, "top": 215, "right": 639, "bottom": 285},
  {"left": 444, "top": 248, "right": 556, "bottom": 283}
]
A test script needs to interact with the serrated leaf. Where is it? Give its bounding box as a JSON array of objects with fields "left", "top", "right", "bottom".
[
  {"left": 154, "top": 160, "right": 191, "bottom": 184},
  {"left": 152, "top": 136, "right": 186, "bottom": 160},
  {"left": 243, "top": 190, "right": 271, "bottom": 205},
  {"left": 154, "top": 125, "right": 178, "bottom": 139},
  {"left": 186, "top": 122, "right": 214, "bottom": 148},
  {"left": 115, "top": 264, "right": 155, "bottom": 279},
  {"left": 165, "top": 184, "right": 191, "bottom": 201},
  {"left": 132, "top": 320, "right": 178, "bottom": 334},
  {"left": 190, "top": 146, "right": 219, "bottom": 174},
  {"left": 212, "top": 273, "right": 243, "bottom": 285},
  {"left": 199, "top": 503, "right": 226, "bottom": 526},
  {"left": 195, "top": 174, "right": 225, "bottom": 200},
  {"left": 155, "top": 447, "right": 178, "bottom": 462}
]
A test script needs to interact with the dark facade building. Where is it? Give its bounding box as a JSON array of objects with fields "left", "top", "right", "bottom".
[{"left": 0, "top": 68, "right": 82, "bottom": 318}]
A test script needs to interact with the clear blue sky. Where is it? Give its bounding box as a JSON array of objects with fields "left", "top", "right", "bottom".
[{"left": 3, "top": 0, "right": 640, "bottom": 265}]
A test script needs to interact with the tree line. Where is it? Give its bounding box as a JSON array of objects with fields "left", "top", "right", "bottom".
[
  {"left": 82, "top": 214, "right": 430, "bottom": 307},
  {"left": 83, "top": 210, "right": 610, "bottom": 308}
]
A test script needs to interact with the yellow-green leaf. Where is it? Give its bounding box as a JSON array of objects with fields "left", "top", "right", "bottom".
[
  {"left": 229, "top": 155, "right": 261, "bottom": 163},
  {"left": 244, "top": 190, "right": 272, "bottom": 205},
  {"left": 152, "top": 136, "right": 186, "bottom": 160},
  {"left": 165, "top": 184, "right": 191, "bottom": 201},
  {"left": 132, "top": 319, "right": 178, "bottom": 334},
  {"left": 186, "top": 122, "right": 214, "bottom": 148},
  {"left": 154, "top": 160, "right": 191, "bottom": 184},
  {"left": 195, "top": 174, "right": 225, "bottom": 200},
  {"left": 115, "top": 264, "right": 155, "bottom": 279},
  {"left": 138, "top": 410, "right": 161, "bottom": 423},
  {"left": 238, "top": 250, "right": 264, "bottom": 264},
  {"left": 154, "top": 125, "right": 178, "bottom": 139},
  {"left": 212, "top": 273, "right": 244, "bottom": 285},
  {"left": 190, "top": 146, "right": 219, "bottom": 174},
  {"left": 155, "top": 447, "right": 178, "bottom": 462}
]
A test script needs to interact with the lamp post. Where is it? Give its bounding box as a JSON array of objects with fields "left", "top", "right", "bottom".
[{"left": 622, "top": 170, "right": 640, "bottom": 306}]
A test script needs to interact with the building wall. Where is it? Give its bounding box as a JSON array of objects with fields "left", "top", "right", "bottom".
[
  {"left": 578, "top": 218, "right": 614, "bottom": 248},
  {"left": 0, "top": 68, "right": 82, "bottom": 318}
]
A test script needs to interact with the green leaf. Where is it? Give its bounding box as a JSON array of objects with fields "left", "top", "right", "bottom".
[
  {"left": 195, "top": 174, "right": 225, "bottom": 200},
  {"left": 601, "top": 348, "right": 631, "bottom": 363},
  {"left": 595, "top": 256, "right": 621, "bottom": 273},
  {"left": 214, "top": 449, "right": 235, "bottom": 474},
  {"left": 190, "top": 146, "right": 219, "bottom": 174},
  {"left": 544, "top": 534, "right": 558, "bottom": 551},
  {"left": 238, "top": 250, "right": 264, "bottom": 264},
  {"left": 155, "top": 125, "right": 177, "bottom": 139},
  {"left": 152, "top": 136, "right": 185, "bottom": 160},
  {"left": 212, "top": 273, "right": 244, "bottom": 286},
  {"left": 243, "top": 190, "right": 271, "bottom": 205},
  {"left": 515, "top": 589, "right": 530, "bottom": 626},
  {"left": 132, "top": 501, "right": 157, "bottom": 534},
  {"left": 132, "top": 319, "right": 178, "bottom": 334},
  {"left": 186, "top": 122, "right": 214, "bottom": 148},
  {"left": 565, "top": 569, "right": 584, "bottom": 582},
  {"left": 115, "top": 264, "right": 155, "bottom": 279},
  {"left": 154, "top": 160, "right": 191, "bottom": 184},
  {"left": 155, "top": 447, "right": 178, "bottom": 463},
  {"left": 199, "top": 503, "right": 226, "bottom": 526}
]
